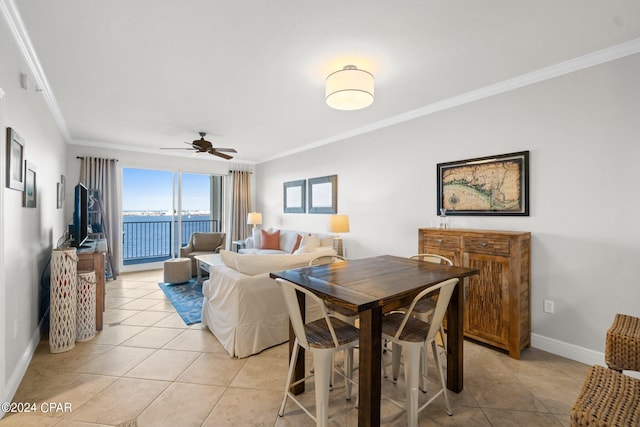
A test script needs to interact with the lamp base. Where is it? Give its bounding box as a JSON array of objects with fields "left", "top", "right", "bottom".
[{"left": 333, "top": 236, "right": 344, "bottom": 257}]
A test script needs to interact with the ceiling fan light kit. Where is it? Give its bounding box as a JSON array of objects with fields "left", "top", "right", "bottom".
[{"left": 326, "top": 65, "right": 374, "bottom": 111}]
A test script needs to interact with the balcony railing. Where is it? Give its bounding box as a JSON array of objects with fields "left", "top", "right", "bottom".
[{"left": 123, "top": 219, "right": 219, "bottom": 265}]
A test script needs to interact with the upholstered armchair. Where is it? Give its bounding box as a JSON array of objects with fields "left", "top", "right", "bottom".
[{"left": 180, "top": 232, "right": 226, "bottom": 275}]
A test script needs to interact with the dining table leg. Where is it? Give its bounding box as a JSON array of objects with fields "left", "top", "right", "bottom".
[
  {"left": 358, "top": 307, "right": 382, "bottom": 426},
  {"left": 446, "top": 277, "right": 464, "bottom": 392}
]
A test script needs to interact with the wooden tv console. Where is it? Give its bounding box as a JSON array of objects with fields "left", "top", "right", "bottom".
[{"left": 77, "top": 240, "right": 106, "bottom": 330}]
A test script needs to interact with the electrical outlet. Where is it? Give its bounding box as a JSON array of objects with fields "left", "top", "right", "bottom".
[{"left": 543, "top": 299, "right": 555, "bottom": 314}]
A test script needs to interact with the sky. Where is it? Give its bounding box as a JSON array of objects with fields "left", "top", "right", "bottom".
[{"left": 122, "top": 168, "right": 211, "bottom": 212}]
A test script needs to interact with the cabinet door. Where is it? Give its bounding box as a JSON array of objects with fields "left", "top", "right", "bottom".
[{"left": 463, "top": 251, "right": 511, "bottom": 348}]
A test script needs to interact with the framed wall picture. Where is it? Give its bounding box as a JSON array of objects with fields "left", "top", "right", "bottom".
[
  {"left": 6, "top": 127, "right": 25, "bottom": 191},
  {"left": 308, "top": 175, "right": 337, "bottom": 214},
  {"left": 23, "top": 161, "right": 36, "bottom": 208},
  {"left": 283, "top": 179, "right": 306, "bottom": 213},
  {"left": 57, "top": 182, "right": 63, "bottom": 208},
  {"left": 437, "top": 151, "right": 529, "bottom": 216}
]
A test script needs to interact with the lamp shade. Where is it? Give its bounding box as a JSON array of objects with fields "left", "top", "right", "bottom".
[
  {"left": 328, "top": 214, "right": 350, "bottom": 233},
  {"left": 326, "top": 65, "right": 374, "bottom": 111},
  {"left": 247, "top": 212, "right": 262, "bottom": 225}
]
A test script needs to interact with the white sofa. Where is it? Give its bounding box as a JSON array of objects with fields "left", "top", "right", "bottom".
[
  {"left": 201, "top": 246, "right": 335, "bottom": 358},
  {"left": 240, "top": 228, "right": 335, "bottom": 255}
]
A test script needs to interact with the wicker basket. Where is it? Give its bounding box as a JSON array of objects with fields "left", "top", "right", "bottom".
[
  {"left": 606, "top": 313, "right": 640, "bottom": 372},
  {"left": 76, "top": 270, "right": 96, "bottom": 342},
  {"left": 50, "top": 248, "right": 78, "bottom": 353},
  {"left": 570, "top": 365, "right": 640, "bottom": 427}
]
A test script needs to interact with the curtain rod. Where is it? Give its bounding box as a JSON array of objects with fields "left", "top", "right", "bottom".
[
  {"left": 76, "top": 156, "right": 119, "bottom": 161},
  {"left": 228, "top": 170, "right": 252, "bottom": 174}
]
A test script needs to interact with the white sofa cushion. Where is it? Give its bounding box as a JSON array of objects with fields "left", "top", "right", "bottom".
[{"left": 293, "top": 233, "right": 320, "bottom": 254}]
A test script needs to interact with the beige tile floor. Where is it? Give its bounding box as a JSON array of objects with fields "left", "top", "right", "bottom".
[{"left": 2, "top": 269, "right": 590, "bottom": 426}]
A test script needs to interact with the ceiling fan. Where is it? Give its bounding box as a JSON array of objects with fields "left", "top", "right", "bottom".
[{"left": 162, "top": 132, "right": 237, "bottom": 160}]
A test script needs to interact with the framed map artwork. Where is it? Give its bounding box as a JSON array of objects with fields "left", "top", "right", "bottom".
[{"left": 437, "top": 151, "right": 529, "bottom": 216}]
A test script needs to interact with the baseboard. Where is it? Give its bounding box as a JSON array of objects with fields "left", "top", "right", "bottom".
[
  {"left": 531, "top": 333, "right": 604, "bottom": 366},
  {"left": 532, "top": 333, "right": 640, "bottom": 379},
  {"left": 0, "top": 322, "right": 42, "bottom": 419}
]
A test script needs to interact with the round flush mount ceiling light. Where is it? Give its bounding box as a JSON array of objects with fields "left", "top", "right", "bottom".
[{"left": 325, "top": 65, "right": 374, "bottom": 110}]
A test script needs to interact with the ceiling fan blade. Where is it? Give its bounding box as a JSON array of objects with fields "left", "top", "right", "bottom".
[
  {"left": 212, "top": 147, "right": 237, "bottom": 153},
  {"left": 161, "top": 147, "right": 195, "bottom": 150},
  {"left": 210, "top": 150, "right": 233, "bottom": 160}
]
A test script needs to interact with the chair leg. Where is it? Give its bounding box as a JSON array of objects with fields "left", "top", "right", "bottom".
[
  {"left": 432, "top": 341, "right": 452, "bottom": 416},
  {"left": 439, "top": 325, "right": 447, "bottom": 352},
  {"left": 392, "top": 342, "right": 402, "bottom": 383},
  {"left": 330, "top": 353, "right": 334, "bottom": 391},
  {"left": 314, "top": 349, "right": 333, "bottom": 427},
  {"left": 344, "top": 348, "right": 354, "bottom": 400},
  {"left": 420, "top": 345, "right": 428, "bottom": 393},
  {"left": 403, "top": 345, "right": 422, "bottom": 427},
  {"left": 279, "top": 339, "right": 300, "bottom": 417}
]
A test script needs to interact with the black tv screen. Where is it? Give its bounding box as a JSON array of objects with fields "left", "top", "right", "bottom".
[{"left": 71, "top": 183, "right": 89, "bottom": 247}]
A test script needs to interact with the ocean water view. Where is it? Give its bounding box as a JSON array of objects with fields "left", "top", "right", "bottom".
[{"left": 123, "top": 213, "right": 218, "bottom": 264}]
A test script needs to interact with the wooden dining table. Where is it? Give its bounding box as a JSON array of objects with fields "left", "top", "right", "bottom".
[{"left": 270, "top": 254, "right": 479, "bottom": 427}]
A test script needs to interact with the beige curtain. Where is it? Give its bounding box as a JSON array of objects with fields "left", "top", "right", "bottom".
[
  {"left": 80, "top": 156, "right": 120, "bottom": 278},
  {"left": 229, "top": 170, "right": 252, "bottom": 243}
]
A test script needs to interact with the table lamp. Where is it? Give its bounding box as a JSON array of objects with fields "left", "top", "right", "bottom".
[
  {"left": 247, "top": 212, "right": 262, "bottom": 231},
  {"left": 328, "top": 214, "right": 350, "bottom": 257}
]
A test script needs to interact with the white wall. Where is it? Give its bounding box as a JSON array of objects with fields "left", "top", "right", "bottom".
[
  {"left": 0, "top": 19, "right": 67, "bottom": 407},
  {"left": 255, "top": 53, "right": 640, "bottom": 359}
]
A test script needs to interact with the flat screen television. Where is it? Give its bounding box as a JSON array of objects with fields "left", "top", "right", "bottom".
[{"left": 70, "top": 183, "right": 89, "bottom": 247}]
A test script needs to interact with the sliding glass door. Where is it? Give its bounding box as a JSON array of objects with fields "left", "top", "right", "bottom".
[{"left": 121, "top": 168, "right": 224, "bottom": 268}]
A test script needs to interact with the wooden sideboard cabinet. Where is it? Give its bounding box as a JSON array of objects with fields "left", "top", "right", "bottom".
[{"left": 419, "top": 228, "right": 531, "bottom": 359}]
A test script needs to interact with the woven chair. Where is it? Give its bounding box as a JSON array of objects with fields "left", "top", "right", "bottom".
[
  {"left": 570, "top": 365, "right": 640, "bottom": 426},
  {"left": 570, "top": 313, "right": 640, "bottom": 426},
  {"left": 605, "top": 313, "right": 640, "bottom": 372}
]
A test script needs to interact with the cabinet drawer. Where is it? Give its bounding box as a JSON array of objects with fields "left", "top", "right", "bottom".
[
  {"left": 463, "top": 236, "right": 510, "bottom": 255},
  {"left": 422, "top": 233, "right": 460, "bottom": 251}
]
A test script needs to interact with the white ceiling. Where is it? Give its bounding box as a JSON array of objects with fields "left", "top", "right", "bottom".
[{"left": 9, "top": 0, "right": 640, "bottom": 163}]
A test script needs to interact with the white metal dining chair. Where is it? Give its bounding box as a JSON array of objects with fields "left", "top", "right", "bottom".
[
  {"left": 381, "top": 278, "right": 459, "bottom": 427},
  {"left": 389, "top": 254, "right": 453, "bottom": 391},
  {"left": 275, "top": 278, "right": 360, "bottom": 427},
  {"left": 308, "top": 255, "right": 357, "bottom": 390},
  {"left": 308, "top": 255, "right": 355, "bottom": 324},
  {"left": 409, "top": 254, "right": 453, "bottom": 351}
]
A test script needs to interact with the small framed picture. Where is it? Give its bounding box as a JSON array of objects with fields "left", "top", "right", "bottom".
[
  {"left": 24, "top": 161, "right": 36, "bottom": 208},
  {"left": 308, "top": 175, "right": 337, "bottom": 214},
  {"left": 57, "top": 182, "right": 63, "bottom": 209},
  {"left": 283, "top": 179, "right": 306, "bottom": 213},
  {"left": 6, "top": 127, "right": 25, "bottom": 191}
]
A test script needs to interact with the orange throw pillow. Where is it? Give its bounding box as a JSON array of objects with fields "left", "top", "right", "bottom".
[
  {"left": 260, "top": 229, "right": 281, "bottom": 250},
  {"left": 290, "top": 234, "right": 303, "bottom": 253}
]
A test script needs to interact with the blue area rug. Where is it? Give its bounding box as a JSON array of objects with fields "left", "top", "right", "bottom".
[{"left": 158, "top": 279, "right": 203, "bottom": 325}]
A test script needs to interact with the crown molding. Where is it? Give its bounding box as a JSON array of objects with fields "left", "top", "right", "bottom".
[
  {"left": 0, "top": 0, "right": 71, "bottom": 142},
  {"left": 260, "top": 37, "right": 640, "bottom": 164}
]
